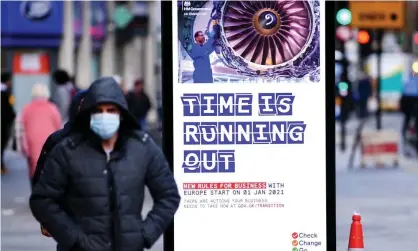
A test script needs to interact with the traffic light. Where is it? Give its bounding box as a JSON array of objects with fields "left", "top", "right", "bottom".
[
  {"left": 358, "top": 30, "right": 373, "bottom": 60},
  {"left": 338, "top": 81, "right": 350, "bottom": 97},
  {"left": 336, "top": 8, "right": 352, "bottom": 26},
  {"left": 335, "top": 1, "right": 351, "bottom": 26},
  {"left": 413, "top": 61, "right": 418, "bottom": 74},
  {"left": 413, "top": 32, "right": 418, "bottom": 54},
  {"left": 357, "top": 30, "right": 370, "bottom": 45}
]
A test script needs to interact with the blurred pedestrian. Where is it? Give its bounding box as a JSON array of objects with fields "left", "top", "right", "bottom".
[
  {"left": 401, "top": 68, "right": 418, "bottom": 155},
  {"left": 126, "top": 79, "right": 151, "bottom": 130},
  {"left": 32, "top": 89, "right": 87, "bottom": 188},
  {"left": 31, "top": 89, "right": 87, "bottom": 238},
  {"left": 69, "top": 75, "right": 80, "bottom": 94},
  {"left": 30, "top": 77, "right": 180, "bottom": 251},
  {"left": 400, "top": 96, "right": 417, "bottom": 139},
  {"left": 412, "top": 103, "right": 418, "bottom": 155},
  {"left": 19, "top": 83, "right": 62, "bottom": 188},
  {"left": 400, "top": 74, "right": 418, "bottom": 140},
  {"left": 51, "top": 69, "right": 77, "bottom": 123},
  {"left": 356, "top": 69, "right": 373, "bottom": 119},
  {"left": 1, "top": 72, "right": 16, "bottom": 174},
  {"left": 112, "top": 74, "right": 127, "bottom": 94},
  {"left": 338, "top": 70, "right": 353, "bottom": 152}
]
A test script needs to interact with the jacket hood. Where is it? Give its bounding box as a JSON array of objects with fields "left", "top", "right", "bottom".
[
  {"left": 76, "top": 77, "right": 140, "bottom": 130},
  {"left": 68, "top": 90, "right": 87, "bottom": 121}
]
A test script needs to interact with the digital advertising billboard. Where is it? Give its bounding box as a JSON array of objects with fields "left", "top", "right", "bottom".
[{"left": 161, "top": 1, "right": 335, "bottom": 250}]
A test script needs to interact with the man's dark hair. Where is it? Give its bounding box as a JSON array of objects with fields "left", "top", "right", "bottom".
[
  {"left": 194, "top": 31, "right": 203, "bottom": 38},
  {"left": 52, "top": 69, "right": 70, "bottom": 84},
  {"left": 70, "top": 75, "right": 76, "bottom": 85},
  {"left": 1, "top": 72, "right": 11, "bottom": 83}
]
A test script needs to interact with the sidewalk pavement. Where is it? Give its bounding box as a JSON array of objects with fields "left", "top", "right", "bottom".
[
  {"left": 336, "top": 169, "right": 418, "bottom": 251},
  {"left": 335, "top": 115, "right": 418, "bottom": 251}
]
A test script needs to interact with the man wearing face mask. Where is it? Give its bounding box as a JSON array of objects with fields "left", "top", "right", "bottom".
[{"left": 29, "top": 77, "right": 180, "bottom": 251}]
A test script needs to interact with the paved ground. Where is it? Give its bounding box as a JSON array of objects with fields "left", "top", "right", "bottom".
[
  {"left": 2, "top": 113, "right": 418, "bottom": 251},
  {"left": 336, "top": 169, "right": 418, "bottom": 250},
  {"left": 335, "top": 113, "right": 418, "bottom": 251}
]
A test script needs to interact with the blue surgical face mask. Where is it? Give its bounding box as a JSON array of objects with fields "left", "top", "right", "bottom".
[{"left": 90, "top": 113, "right": 120, "bottom": 140}]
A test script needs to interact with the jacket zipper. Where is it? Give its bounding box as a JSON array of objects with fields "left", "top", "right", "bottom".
[{"left": 106, "top": 154, "right": 117, "bottom": 251}]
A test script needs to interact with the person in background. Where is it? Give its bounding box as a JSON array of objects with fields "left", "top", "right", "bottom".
[
  {"left": 356, "top": 69, "right": 372, "bottom": 119},
  {"left": 70, "top": 75, "right": 80, "bottom": 94},
  {"left": 32, "top": 89, "right": 87, "bottom": 187},
  {"left": 412, "top": 100, "right": 418, "bottom": 156},
  {"left": 338, "top": 68, "right": 353, "bottom": 149},
  {"left": 66, "top": 75, "right": 81, "bottom": 117},
  {"left": 126, "top": 79, "right": 151, "bottom": 130},
  {"left": 1, "top": 72, "right": 16, "bottom": 174},
  {"left": 31, "top": 89, "right": 87, "bottom": 238},
  {"left": 401, "top": 68, "right": 418, "bottom": 155},
  {"left": 30, "top": 77, "right": 180, "bottom": 251},
  {"left": 51, "top": 69, "right": 76, "bottom": 123},
  {"left": 400, "top": 76, "right": 418, "bottom": 140},
  {"left": 18, "top": 83, "right": 62, "bottom": 188},
  {"left": 112, "top": 74, "right": 127, "bottom": 94}
]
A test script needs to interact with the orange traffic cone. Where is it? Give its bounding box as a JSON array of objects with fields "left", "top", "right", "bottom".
[{"left": 348, "top": 212, "right": 364, "bottom": 250}]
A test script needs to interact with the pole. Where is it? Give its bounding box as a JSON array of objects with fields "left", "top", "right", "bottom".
[
  {"left": 340, "top": 40, "right": 349, "bottom": 152},
  {"left": 375, "top": 29, "right": 383, "bottom": 130}
]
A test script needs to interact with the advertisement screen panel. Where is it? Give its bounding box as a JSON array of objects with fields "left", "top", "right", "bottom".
[{"left": 163, "top": 1, "right": 334, "bottom": 250}]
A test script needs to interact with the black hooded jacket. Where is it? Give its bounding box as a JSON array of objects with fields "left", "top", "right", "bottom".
[{"left": 29, "top": 77, "right": 180, "bottom": 251}]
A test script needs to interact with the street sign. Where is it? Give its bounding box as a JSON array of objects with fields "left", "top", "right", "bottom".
[
  {"left": 360, "top": 130, "right": 399, "bottom": 168},
  {"left": 349, "top": 1, "right": 405, "bottom": 29}
]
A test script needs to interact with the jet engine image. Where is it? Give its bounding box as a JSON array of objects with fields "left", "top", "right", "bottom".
[{"left": 177, "top": 0, "right": 320, "bottom": 83}]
